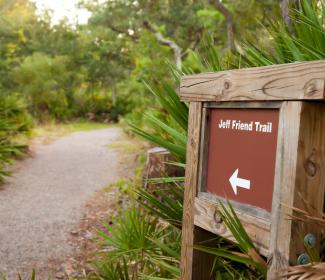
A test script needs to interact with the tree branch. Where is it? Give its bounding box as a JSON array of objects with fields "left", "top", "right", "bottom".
[
  {"left": 143, "top": 20, "right": 182, "bottom": 70},
  {"left": 280, "top": 0, "right": 300, "bottom": 35},
  {"left": 210, "top": 0, "right": 236, "bottom": 52},
  {"left": 280, "top": 0, "right": 294, "bottom": 34},
  {"left": 105, "top": 22, "right": 139, "bottom": 40}
]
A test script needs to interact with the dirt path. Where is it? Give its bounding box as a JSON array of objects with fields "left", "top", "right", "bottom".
[{"left": 0, "top": 127, "right": 134, "bottom": 279}]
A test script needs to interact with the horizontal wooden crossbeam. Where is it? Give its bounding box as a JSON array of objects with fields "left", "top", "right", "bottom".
[{"left": 180, "top": 60, "right": 325, "bottom": 102}]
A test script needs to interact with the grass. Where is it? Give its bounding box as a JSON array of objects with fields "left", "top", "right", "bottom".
[
  {"left": 32, "top": 120, "right": 114, "bottom": 142},
  {"left": 106, "top": 141, "right": 139, "bottom": 154},
  {"left": 60, "top": 120, "right": 112, "bottom": 132}
]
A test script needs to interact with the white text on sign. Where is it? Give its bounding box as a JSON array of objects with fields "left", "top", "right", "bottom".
[{"left": 218, "top": 119, "right": 273, "bottom": 133}]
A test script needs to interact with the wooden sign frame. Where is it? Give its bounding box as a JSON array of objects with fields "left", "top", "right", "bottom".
[{"left": 179, "top": 60, "right": 325, "bottom": 280}]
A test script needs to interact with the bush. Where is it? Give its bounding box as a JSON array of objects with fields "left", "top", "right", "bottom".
[
  {"left": 14, "top": 53, "right": 74, "bottom": 121},
  {"left": 73, "top": 89, "right": 131, "bottom": 122},
  {"left": 0, "top": 94, "right": 33, "bottom": 182},
  {"left": 94, "top": 208, "right": 180, "bottom": 279}
]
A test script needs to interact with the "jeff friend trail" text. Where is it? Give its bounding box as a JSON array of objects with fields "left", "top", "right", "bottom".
[{"left": 218, "top": 119, "right": 273, "bottom": 133}]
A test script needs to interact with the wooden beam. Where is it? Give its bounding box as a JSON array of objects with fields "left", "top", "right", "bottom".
[
  {"left": 267, "top": 102, "right": 325, "bottom": 279},
  {"left": 181, "top": 102, "right": 215, "bottom": 280},
  {"left": 197, "top": 107, "right": 210, "bottom": 194},
  {"left": 289, "top": 102, "right": 325, "bottom": 263},
  {"left": 192, "top": 227, "right": 216, "bottom": 280},
  {"left": 180, "top": 102, "right": 202, "bottom": 280},
  {"left": 194, "top": 196, "right": 271, "bottom": 256},
  {"left": 180, "top": 60, "right": 325, "bottom": 102}
]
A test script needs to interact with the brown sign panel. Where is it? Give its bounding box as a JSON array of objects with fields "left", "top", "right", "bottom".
[{"left": 206, "top": 108, "right": 279, "bottom": 212}]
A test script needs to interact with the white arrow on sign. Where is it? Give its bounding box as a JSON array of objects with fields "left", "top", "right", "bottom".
[{"left": 229, "top": 168, "right": 251, "bottom": 195}]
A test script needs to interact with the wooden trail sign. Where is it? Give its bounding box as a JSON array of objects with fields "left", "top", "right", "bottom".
[
  {"left": 179, "top": 60, "right": 325, "bottom": 280},
  {"left": 206, "top": 108, "right": 279, "bottom": 212}
]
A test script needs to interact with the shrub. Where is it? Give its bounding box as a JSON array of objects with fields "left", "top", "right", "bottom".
[
  {"left": 73, "top": 89, "right": 131, "bottom": 122},
  {"left": 94, "top": 208, "right": 180, "bottom": 279},
  {"left": 14, "top": 53, "right": 74, "bottom": 121},
  {"left": 0, "top": 94, "right": 32, "bottom": 182}
]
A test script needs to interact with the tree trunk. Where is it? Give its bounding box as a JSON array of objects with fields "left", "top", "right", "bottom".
[
  {"left": 143, "top": 21, "right": 182, "bottom": 70},
  {"left": 280, "top": 0, "right": 293, "bottom": 34},
  {"left": 280, "top": 0, "right": 300, "bottom": 34},
  {"left": 210, "top": 0, "right": 236, "bottom": 52},
  {"left": 112, "top": 81, "right": 117, "bottom": 106}
]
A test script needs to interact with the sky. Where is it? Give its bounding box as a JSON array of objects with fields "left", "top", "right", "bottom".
[{"left": 32, "top": 0, "right": 92, "bottom": 25}]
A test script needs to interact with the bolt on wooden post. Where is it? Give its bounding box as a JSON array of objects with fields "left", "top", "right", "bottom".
[{"left": 179, "top": 60, "right": 325, "bottom": 279}]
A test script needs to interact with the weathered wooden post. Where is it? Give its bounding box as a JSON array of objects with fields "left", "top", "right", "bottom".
[{"left": 179, "top": 60, "right": 325, "bottom": 279}]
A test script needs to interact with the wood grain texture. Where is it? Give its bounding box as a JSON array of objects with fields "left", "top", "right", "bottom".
[
  {"left": 191, "top": 227, "right": 216, "bottom": 280},
  {"left": 267, "top": 102, "right": 302, "bottom": 279},
  {"left": 194, "top": 196, "right": 270, "bottom": 257},
  {"left": 197, "top": 107, "right": 210, "bottom": 193},
  {"left": 180, "top": 102, "right": 210, "bottom": 280},
  {"left": 267, "top": 102, "right": 325, "bottom": 279},
  {"left": 204, "top": 101, "right": 282, "bottom": 109},
  {"left": 289, "top": 103, "right": 325, "bottom": 260},
  {"left": 180, "top": 60, "right": 325, "bottom": 102}
]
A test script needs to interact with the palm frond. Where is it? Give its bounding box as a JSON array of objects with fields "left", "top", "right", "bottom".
[{"left": 283, "top": 262, "right": 325, "bottom": 280}]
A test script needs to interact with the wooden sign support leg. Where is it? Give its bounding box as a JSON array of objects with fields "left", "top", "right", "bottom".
[
  {"left": 181, "top": 102, "right": 215, "bottom": 280},
  {"left": 268, "top": 102, "right": 325, "bottom": 279}
]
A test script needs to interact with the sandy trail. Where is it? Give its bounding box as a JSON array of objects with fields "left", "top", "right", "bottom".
[{"left": 0, "top": 127, "right": 127, "bottom": 279}]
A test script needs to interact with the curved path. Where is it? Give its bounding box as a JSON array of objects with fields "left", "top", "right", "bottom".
[{"left": 0, "top": 127, "right": 127, "bottom": 279}]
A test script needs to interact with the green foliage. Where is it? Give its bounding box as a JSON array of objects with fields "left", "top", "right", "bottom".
[
  {"left": 0, "top": 94, "right": 32, "bottom": 182},
  {"left": 244, "top": 0, "right": 325, "bottom": 66},
  {"left": 0, "top": 0, "right": 135, "bottom": 123},
  {"left": 189, "top": 1, "right": 325, "bottom": 75},
  {"left": 137, "top": 183, "right": 183, "bottom": 228},
  {"left": 74, "top": 89, "right": 130, "bottom": 122},
  {"left": 15, "top": 53, "right": 72, "bottom": 120},
  {"left": 196, "top": 9, "right": 223, "bottom": 29},
  {"left": 129, "top": 81, "right": 188, "bottom": 162},
  {"left": 88, "top": 258, "right": 131, "bottom": 280},
  {"left": 94, "top": 208, "right": 180, "bottom": 279},
  {"left": 98, "top": 208, "right": 162, "bottom": 260},
  {"left": 0, "top": 0, "right": 281, "bottom": 125},
  {"left": 196, "top": 201, "right": 267, "bottom": 277}
]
